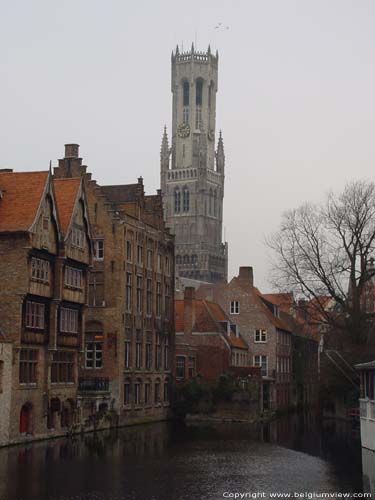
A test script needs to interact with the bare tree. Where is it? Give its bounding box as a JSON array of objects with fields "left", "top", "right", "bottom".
[{"left": 268, "top": 180, "right": 375, "bottom": 343}]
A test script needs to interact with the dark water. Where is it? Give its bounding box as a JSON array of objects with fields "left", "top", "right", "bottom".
[{"left": 0, "top": 414, "right": 364, "bottom": 500}]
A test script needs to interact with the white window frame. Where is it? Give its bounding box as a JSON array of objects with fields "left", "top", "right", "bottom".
[
  {"left": 60, "top": 307, "right": 78, "bottom": 334},
  {"left": 93, "top": 239, "right": 104, "bottom": 260},
  {"left": 25, "top": 301, "right": 45, "bottom": 329},
  {"left": 255, "top": 329, "right": 267, "bottom": 343},
  {"left": 230, "top": 300, "right": 240, "bottom": 315},
  {"left": 254, "top": 355, "right": 268, "bottom": 377}
]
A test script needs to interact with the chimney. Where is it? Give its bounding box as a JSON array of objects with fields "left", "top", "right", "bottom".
[
  {"left": 64, "top": 144, "right": 80, "bottom": 158},
  {"left": 184, "top": 287, "right": 195, "bottom": 334},
  {"left": 238, "top": 266, "right": 254, "bottom": 287}
]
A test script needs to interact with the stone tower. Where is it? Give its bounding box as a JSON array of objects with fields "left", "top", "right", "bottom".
[{"left": 160, "top": 44, "right": 228, "bottom": 283}]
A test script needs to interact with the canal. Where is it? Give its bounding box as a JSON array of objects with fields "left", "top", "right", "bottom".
[{"left": 0, "top": 414, "right": 365, "bottom": 500}]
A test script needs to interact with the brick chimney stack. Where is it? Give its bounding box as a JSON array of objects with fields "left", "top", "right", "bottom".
[
  {"left": 238, "top": 266, "right": 254, "bottom": 287},
  {"left": 64, "top": 144, "right": 80, "bottom": 158},
  {"left": 54, "top": 143, "right": 86, "bottom": 179}
]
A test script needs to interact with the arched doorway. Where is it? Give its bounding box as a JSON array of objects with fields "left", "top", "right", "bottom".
[{"left": 20, "top": 403, "right": 33, "bottom": 435}]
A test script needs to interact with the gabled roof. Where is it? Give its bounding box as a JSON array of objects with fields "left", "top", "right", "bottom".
[
  {"left": 0, "top": 171, "right": 49, "bottom": 233},
  {"left": 53, "top": 178, "right": 81, "bottom": 234},
  {"left": 262, "top": 293, "right": 294, "bottom": 313},
  {"left": 227, "top": 332, "right": 248, "bottom": 349},
  {"left": 255, "top": 289, "right": 292, "bottom": 332}
]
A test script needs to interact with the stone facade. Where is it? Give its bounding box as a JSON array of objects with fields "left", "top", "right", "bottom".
[
  {"left": 54, "top": 144, "right": 175, "bottom": 427},
  {"left": 0, "top": 169, "right": 92, "bottom": 445},
  {"left": 0, "top": 335, "right": 12, "bottom": 446},
  {"left": 160, "top": 45, "right": 228, "bottom": 283},
  {"left": 196, "top": 267, "right": 293, "bottom": 410}
]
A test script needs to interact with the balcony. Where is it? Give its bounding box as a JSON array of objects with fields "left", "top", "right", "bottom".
[{"left": 78, "top": 377, "right": 109, "bottom": 392}]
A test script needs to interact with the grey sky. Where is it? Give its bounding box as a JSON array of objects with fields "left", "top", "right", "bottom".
[{"left": 1, "top": 0, "right": 375, "bottom": 291}]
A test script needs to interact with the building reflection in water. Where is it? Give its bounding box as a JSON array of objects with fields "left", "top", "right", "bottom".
[{"left": 0, "top": 416, "right": 365, "bottom": 500}]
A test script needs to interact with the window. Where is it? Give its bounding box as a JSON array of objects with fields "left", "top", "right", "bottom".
[
  {"left": 183, "top": 80, "right": 190, "bottom": 106},
  {"left": 126, "top": 273, "right": 132, "bottom": 312},
  {"left": 136, "top": 276, "right": 143, "bottom": 313},
  {"left": 155, "top": 333, "right": 161, "bottom": 370},
  {"left": 174, "top": 189, "right": 181, "bottom": 213},
  {"left": 154, "top": 381, "right": 160, "bottom": 403},
  {"left": 157, "top": 254, "right": 162, "bottom": 273},
  {"left": 254, "top": 355, "right": 268, "bottom": 377},
  {"left": 88, "top": 271, "right": 104, "bottom": 307},
  {"left": 31, "top": 257, "right": 50, "bottom": 283},
  {"left": 93, "top": 239, "right": 104, "bottom": 260},
  {"left": 147, "top": 249, "right": 153, "bottom": 269},
  {"left": 165, "top": 284, "right": 170, "bottom": 320},
  {"left": 145, "top": 382, "right": 151, "bottom": 405},
  {"left": 230, "top": 301, "right": 239, "bottom": 315},
  {"left": 176, "top": 356, "right": 185, "bottom": 379},
  {"left": 85, "top": 336, "right": 103, "bottom": 369},
  {"left": 19, "top": 349, "right": 38, "bottom": 384},
  {"left": 125, "top": 328, "right": 132, "bottom": 369},
  {"left": 146, "top": 332, "right": 152, "bottom": 369},
  {"left": 137, "top": 245, "right": 143, "bottom": 265},
  {"left": 60, "top": 308, "right": 78, "bottom": 334},
  {"left": 126, "top": 240, "right": 133, "bottom": 262},
  {"left": 51, "top": 351, "right": 74, "bottom": 383},
  {"left": 188, "top": 357, "right": 195, "bottom": 378},
  {"left": 183, "top": 107, "right": 189, "bottom": 125},
  {"left": 65, "top": 266, "right": 83, "bottom": 289},
  {"left": 164, "top": 336, "right": 169, "bottom": 370},
  {"left": 136, "top": 330, "right": 142, "bottom": 369},
  {"left": 25, "top": 301, "right": 45, "bottom": 329},
  {"left": 255, "top": 329, "right": 267, "bottom": 343},
  {"left": 183, "top": 188, "right": 190, "bottom": 212},
  {"left": 134, "top": 381, "right": 141, "bottom": 405},
  {"left": 196, "top": 79, "right": 203, "bottom": 106},
  {"left": 72, "top": 227, "right": 85, "bottom": 249},
  {"left": 164, "top": 381, "right": 169, "bottom": 402},
  {"left": 165, "top": 256, "right": 170, "bottom": 275},
  {"left": 146, "top": 279, "right": 152, "bottom": 316},
  {"left": 156, "top": 282, "right": 162, "bottom": 317},
  {"left": 124, "top": 380, "right": 131, "bottom": 406}
]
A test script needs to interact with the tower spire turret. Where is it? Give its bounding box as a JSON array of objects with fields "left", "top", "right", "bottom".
[
  {"left": 216, "top": 130, "right": 225, "bottom": 173},
  {"left": 160, "top": 125, "right": 170, "bottom": 171}
]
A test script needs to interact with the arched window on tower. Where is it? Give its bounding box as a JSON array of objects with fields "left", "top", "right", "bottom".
[
  {"left": 174, "top": 188, "right": 181, "bottom": 213},
  {"left": 195, "top": 79, "right": 203, "bottom": 130},
  {"left": 213, "top": 190, "right": 217, "bottom": 217},
  {"left": 209, "top": 188, "right": 213, "bottom": 215},
  {"left": 183, "top": 80, "right": 189, "bottom": 125},
  {"left": 183, "top": 187, "right": 190, "bottom": 212}
]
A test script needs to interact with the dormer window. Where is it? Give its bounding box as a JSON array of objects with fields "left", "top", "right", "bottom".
[{"left": 72, "top": 227, "right": 85, "bottom": 249}]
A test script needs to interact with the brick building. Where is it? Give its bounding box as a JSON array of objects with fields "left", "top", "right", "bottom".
[
  {"left": 0, "top": 329, "right": 12, "bottom": 446},
  {"left": 174, "top": 287, "right": 248, "bottom": 384},
  {"left": 54, "top": 144, "right": 175, "bottom": 427},
  {"left": 0, "top": 169, "right": 92, "bottom": 445},
  {"left": 196, "top": 266, "right": 293, "bottom": 410}
]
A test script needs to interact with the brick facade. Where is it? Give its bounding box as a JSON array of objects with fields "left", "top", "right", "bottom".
[
  {"left": 196, "top": 267, "right": 293, "bottom": 410},
  {"left": 0, "top": 170, "right": 91, "bottom": 445},
  {"left": 175, "top": 287, "right": 249, "bottom": 385},
  {"left": 54, "top": 145, "right": 175, "bottom": 427}
]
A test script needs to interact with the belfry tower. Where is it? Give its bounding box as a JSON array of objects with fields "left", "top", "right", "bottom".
[{"left": 160, "top": 44, "right": 228, "bottom": 283}]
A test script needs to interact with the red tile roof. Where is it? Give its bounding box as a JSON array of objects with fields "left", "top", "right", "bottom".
[
  {"left": 227, "top": 332, "right": 248, "bottom": 349},
  {"left": 0, "top": 171, "right": 49, "bottom": 233},
  {"left": 254, "top": 289, "right": 292, "bottom": 332},
  {"left": 53, "top": 178, "right": 81, "bottom": 234},
  {"left": 262, "top": 293, "right": 294, "bottom": 313}
]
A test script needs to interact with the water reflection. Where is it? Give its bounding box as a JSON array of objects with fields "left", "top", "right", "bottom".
[{"left": 0, "top": 414, "right": 364, "bottom": 500}]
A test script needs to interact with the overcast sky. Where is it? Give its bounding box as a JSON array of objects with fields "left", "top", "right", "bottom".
[{"left": 2, "top": 0, "right": 375, "bottom": 291}]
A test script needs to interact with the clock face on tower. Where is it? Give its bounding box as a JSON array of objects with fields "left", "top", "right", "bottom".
[{"left": 177, "top": 123, "right": 190, "bottom": 138}]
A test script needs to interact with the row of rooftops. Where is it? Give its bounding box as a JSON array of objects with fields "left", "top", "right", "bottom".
[
  {"left": 0, "top": 169, "right": 82, "bottom": 235},
  {"left": 0, "top": 144, "right": 168, "bottom": 235}
]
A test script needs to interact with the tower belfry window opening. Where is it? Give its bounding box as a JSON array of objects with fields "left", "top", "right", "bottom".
[
  {"left": 195, "top": 79, "right": 203, "bottom": 130},
  {"left": 174, "top": 188, "right": 181, "bottom": 213},
  {"left": 183, "top": 188, "right": 190, "bottom": 212},
  {"left": 183, "top": 81, "right": 190, "bottom": 106}
]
